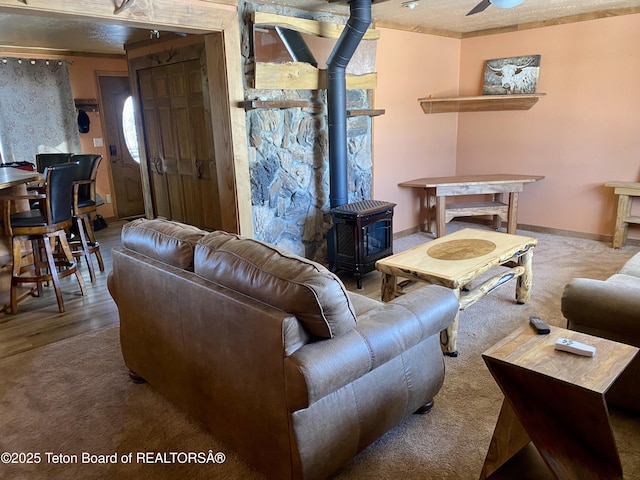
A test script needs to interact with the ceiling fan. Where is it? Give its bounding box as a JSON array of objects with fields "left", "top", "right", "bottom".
[{"left": 466, "top": 0, "right": 524, "bottom": 16}]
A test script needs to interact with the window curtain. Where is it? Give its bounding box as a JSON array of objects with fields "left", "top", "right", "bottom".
[{"left": 0, "top": 59, "right": 81, "bottom": 164}]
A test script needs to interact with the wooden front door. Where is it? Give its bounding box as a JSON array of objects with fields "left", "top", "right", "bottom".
[
  {"left": 138, "top": 59, "right": 221, "bottom": 230},
  {"left": 99, "top": 75, "right": 145, "bottom": 219}
]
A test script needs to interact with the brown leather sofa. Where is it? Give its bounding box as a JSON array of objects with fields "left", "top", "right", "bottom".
[
  {"left": 561, "top": 251, "right": 640, "bottom": 411},
  {"left": 108, "top": 218, "right": 459, "bottom": 480}
]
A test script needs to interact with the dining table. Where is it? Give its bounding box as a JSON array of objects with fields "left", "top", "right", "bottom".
[{"left": 0, "top": 166, "right": 43, "bottom": 310}]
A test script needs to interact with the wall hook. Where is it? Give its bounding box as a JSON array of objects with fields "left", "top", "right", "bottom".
[{"left": 114, "top": 0, "right": 135, "bottom": 15}]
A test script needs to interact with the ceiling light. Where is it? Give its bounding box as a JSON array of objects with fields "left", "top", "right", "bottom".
[
  {"left": 491, "top": 0, "right": 524, "bottom": 8},
  {"left": 401, "top": 1, "right": 419, "bottom": 9}
]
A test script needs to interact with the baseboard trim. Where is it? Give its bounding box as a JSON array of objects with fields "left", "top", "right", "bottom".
[{"left": 394, "top": 219, "right": 640, "bottom": 247}]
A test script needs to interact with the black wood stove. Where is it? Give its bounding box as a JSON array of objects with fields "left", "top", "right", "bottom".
[{"left": 329, "top": 199, "right": 395, "bottom": 289}]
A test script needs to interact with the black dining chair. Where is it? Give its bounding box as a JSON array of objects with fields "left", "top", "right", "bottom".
[
  {"left": 69, "top": 154, "right": 104, "bottom": 283},
  {"left": 0, "top": 162, "right": 86, "bottom": 313},
  {"left": 35, "top": 153, "right": 73, "bottom": 173}
]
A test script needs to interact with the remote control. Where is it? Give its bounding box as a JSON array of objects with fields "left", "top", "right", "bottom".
[
  {"left": 554, "top": 338, "right": 596, "bottom": 357},
  {"left": 529, "top": 316, "right": 550, "bottom": 334}
]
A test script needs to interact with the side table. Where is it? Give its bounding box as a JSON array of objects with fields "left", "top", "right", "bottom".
[
  {"left": 480, "top": 325, "right": 638, "bottom": 480},
  {"left": 605, "top": 181, "right": 640, "bottom": 248}
]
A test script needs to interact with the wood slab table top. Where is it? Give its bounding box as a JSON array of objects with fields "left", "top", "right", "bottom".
[
  {"left": 376, "top": 228, "right": 537, "bottom": 289},
  {"left": 398, "top": 174, "right": 545, "bottom": 189},
  {"left": 0, "top": 167, "right": 41, "bottom": 189},
  {"left": 483, "top": 325, "right": 638, "bottom": 393}
]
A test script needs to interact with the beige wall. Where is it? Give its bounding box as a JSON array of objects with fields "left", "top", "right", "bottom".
[
  {"left": 373, "top": 28, "right": 461, "bottom": 233},
  {"left": 374, "top": 14, "right": 640, "bottom": 242}
]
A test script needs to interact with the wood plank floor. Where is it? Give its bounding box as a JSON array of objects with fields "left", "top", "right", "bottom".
[
  {"left": 0, "top": 221, "right": 386, "bottom": 360},
  {"left": 0, "top": 221, "right": 126, "bottom": 359}
]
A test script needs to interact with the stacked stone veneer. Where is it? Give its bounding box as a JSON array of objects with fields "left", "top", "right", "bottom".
[{"left": 242, "top": 3, "right": 374, "bottom": 263}]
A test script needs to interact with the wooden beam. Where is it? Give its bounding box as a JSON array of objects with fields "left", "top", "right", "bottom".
[
  {"left": 0, "top": 0, "right": 237, "bottom": 33},
  {"left": 243, "top": 99, "right": 313, "bottom": 110},
  {"left": 206, "top": 29, "right": 253, "bottom": 237},
  {"left": 347, "top": 109, "right": 385, "bottom": 117},
  {"left": 255, "top": 62, "right": 377, "bottom": 90},
  {"left": 253, "top": 11, "right": 380, "bottom": 40}
]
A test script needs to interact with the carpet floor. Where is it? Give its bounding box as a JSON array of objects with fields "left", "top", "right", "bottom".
[{"left": 1, "top": 223, "right": 639, "bottom": 479}]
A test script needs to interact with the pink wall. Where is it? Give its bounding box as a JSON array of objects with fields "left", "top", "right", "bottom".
[
  {"left": 374, "top": 14, "right": 640, "bottom": 242},
  {"left": 457, "top": 14, "right": 640, "bottom": 240},
  {"left": 67, "top": 56, "right": 129, "bottom": 220},
  {"left": 373, "top": 28, "right": 461, "bottom": 234}
]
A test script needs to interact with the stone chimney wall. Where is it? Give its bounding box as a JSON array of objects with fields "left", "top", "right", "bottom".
[{"left": 242, "top": 3, "right": 374, "bottom": 263}]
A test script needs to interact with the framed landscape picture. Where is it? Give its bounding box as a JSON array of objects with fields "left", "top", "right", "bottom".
[{"left": 483, "top": 55, "right": 541, "bottom": 95}]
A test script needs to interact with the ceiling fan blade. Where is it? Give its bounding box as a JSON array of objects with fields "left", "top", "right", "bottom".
[{"left": 466, "top": 0, "right": 492, "bottom": 16}]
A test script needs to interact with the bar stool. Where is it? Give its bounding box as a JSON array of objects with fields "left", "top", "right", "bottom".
[
  {"left": 0, "top": 162, "right": 86, "bottom": 313},
  {"left": 70, "top": 154, "right": 104, "bottom": 283}
]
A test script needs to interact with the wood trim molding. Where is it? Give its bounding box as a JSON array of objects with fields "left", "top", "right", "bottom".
[
  {"left": 463, "top": 6, "right": 640, "bottom": 38},
  {"left": 0, "top": 0, "right": 237, "bottom": 33}
]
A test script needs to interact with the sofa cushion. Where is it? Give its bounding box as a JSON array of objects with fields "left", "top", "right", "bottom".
[
  {"left": 618, "top": 251, "right": 640, "bottom": 278},
  {"left": 194, "top": 231, "right": 357, "bottom": 338},
  {"left": 121, "top": 218, "right": 207, "bottom": 271}
]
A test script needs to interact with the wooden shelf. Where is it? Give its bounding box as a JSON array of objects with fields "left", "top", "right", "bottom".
[
  {"left": 346, "top": 109, "right": 385, "bottom": 118},
  {"left": 242, "top": 99, "right": 312, "bottom": 110},
  {"left": 418, "top": 94, "right": 546, "bottom": 114}
]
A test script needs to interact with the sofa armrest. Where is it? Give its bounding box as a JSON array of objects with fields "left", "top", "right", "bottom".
[
  {"left": 285, "top": 285, "right": 458, "bottom": 410},
  {"left": 561, "top": 277, "right": 640, "bottom": 343}
]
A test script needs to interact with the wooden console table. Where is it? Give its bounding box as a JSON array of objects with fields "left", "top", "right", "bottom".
[
  {"left": 399, "top": 174, "right": 544, "bottom": 237},
  {"left": 605, "top": 181, "right": 640, "bottom": 248},
  {"left": 480, "top": 325, "right": 638, "bottom": 480}
]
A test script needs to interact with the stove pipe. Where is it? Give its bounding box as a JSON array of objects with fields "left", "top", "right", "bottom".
[{"left": 326, "top": 0, "right": 372, "bottom": 209}]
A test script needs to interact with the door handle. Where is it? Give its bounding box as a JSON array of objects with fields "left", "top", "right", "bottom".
[
  {"left": 152, "top": 157, "right": 164, "bottom": 175},
  {"left": 109, "top": 145, "right": 117, "bottom": 156}
]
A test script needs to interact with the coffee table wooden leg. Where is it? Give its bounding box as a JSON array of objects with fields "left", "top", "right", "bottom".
[
  {"left": 381, "top": 273, "right": 397, "bottom": 302},
  {"left": 515, "top": 248, "right": 533, "bottom": 304},
  {"left": 440, "top": 288, "right": 460, "bottom": 356}
]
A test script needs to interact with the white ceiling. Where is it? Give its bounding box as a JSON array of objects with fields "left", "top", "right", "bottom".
[{"left": 0, "top": 1, "right": 638, "bottom": 55}]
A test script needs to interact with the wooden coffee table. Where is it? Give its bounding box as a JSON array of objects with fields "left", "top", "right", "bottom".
[
  {"left": 375, "top": 228, "right": 537, "bottom": 356},
  {"left": 480, "top": 325, "right": 638, "bottom": 480}
]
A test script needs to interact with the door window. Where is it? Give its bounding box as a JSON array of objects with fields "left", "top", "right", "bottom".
[{"left": 122, "top": 96, "right": 140, "bottom": 163}]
